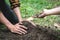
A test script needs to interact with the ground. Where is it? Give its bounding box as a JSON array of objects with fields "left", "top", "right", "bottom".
[
  {"left": 0, "top": 21, "right": 60, "bottom": 40},
  {"left": 0, "top": 0, "right": 60, "bottom": 40}
]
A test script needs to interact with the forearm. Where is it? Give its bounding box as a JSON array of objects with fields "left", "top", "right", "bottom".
[
  {"left": 13, "top": 7, "right": 22, "bottom": 22},
  {"left": 0, "top": 12, "right": 13, "bottom": 27},
  {"left": 46, "top": 7, "right": 60, "bottom": 15},
  {"left": 9, "top": 0, "right": 22, "bottom": 22}
]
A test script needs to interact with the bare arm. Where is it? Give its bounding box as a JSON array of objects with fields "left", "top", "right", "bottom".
[
  {"left": 13, "top": 7, "right": 22, "bottom": 22},
  {"left": 9, "top": 0, "right": 22, "bottom": 22},
  {"left": 0, "top": 12, "right": 13, "bottom": 27},
  {"left": 34, "top": 7, "right": 60, "bottom": 18},
  {"left": 45, "top": 7, "right": 60, "bottom": 15},
  {"left": 0, "top": 12, "right": 27, "bottom": 34}
]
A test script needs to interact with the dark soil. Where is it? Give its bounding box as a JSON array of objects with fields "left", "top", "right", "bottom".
[{"left": 0, "top": 21, "right": 60, "bottom": 40}]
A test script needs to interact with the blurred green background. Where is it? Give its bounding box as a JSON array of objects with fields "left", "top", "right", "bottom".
[
  {"left": 0, "top": 0, "right": 59, "bottom": 39},
  {"left": 5, "top": 0, "right": 60, "bottom": 27}
]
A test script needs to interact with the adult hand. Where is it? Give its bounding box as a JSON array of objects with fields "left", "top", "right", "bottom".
[
  {"left": 8, "top": 23, "right": 27, "bottom": 35},
  {"left": 34, "top": 9, "right": 49, "bottom": 18}
]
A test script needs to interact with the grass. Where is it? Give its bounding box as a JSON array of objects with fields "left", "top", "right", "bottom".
[
  {"left": 1, "top": 0, "right": 60, "bottom": 38},
  {"left": 20, "top": 0, "right": 60, "bottom": 26},
  {"left": 5, "top": 0, "right": 60, "bottom": 26}
]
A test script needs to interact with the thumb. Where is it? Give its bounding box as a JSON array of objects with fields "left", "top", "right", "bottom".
[{"left": 37, "top": 9, "right": 48, "bottom": 18}]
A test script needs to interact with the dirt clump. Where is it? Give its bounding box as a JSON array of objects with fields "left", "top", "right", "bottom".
[{"left": 0, "top": 21, "right": 60, "bottom": 40}]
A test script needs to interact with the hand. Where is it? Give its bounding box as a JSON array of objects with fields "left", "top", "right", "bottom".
[
  {"left": 34, "top": 9, "right": 49, "bottom": 18},
  {"left": 7, "top": 23, "right": 27, "bottom": 35},
  {"left": 22, "top": 20, "right": 36, "bottom": 27}
]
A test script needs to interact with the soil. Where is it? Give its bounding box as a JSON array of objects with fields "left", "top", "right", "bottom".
[{"left": 0, "top": 21, "right": 60, "bottom": 40}]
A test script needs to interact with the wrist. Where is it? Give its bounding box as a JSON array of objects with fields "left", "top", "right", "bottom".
[
  {"left": 18, "top": 18, "right": 23, "bottom": 22},
  {"left": 5, "top": 22, "right": 12, "bottom": 27},
  {"left": 44, "top": 9, "right": 51, "bottom": 16},
  {"left": 6, "top": 23, "right": 14, "bottom": 30}
]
